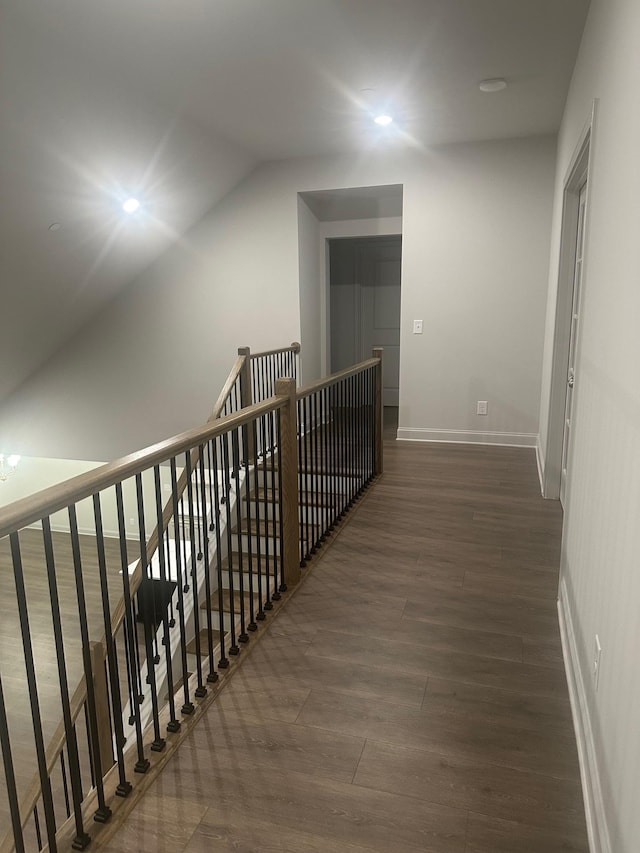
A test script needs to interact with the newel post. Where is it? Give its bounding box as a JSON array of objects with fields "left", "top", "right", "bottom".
[
  {"left": 373, "top": 347, "right": 384, "bottom": 476},
  {"left": 275, "top": 378, "right": 301, "bottom": 588},
  {"left": 89, "top": 641, "right": 115, "bottom": 774},
  {"left": 238, "top": 346, "right": 256, "bottom": 465}
]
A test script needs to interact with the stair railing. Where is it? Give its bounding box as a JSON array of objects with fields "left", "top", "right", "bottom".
[
  {"left": 0, "top": 344, "right": 381, "bottom": 853},
  {"left": 296, "top": 348, "right": 384, "bottom": 566},
  {"left": 0, "top": 343, "right": 300, "bottom": 853}
]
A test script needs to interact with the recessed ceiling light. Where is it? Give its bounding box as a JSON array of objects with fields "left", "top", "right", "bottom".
[
  {"left": 479, "top": 78, "right": 508, "bottom": 93},
  {"left": 374, "top": 115, "right": 393, "bottom": 127},
  {"left": 122, "top": 197, "right": 141, "bottom": 214}
]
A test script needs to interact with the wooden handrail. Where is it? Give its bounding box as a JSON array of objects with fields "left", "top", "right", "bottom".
[
  {"left": 296, "top": 357, "right": 380, "bottom": 401},
  {"left": 0, "top": 397, "right": 283, "bottom": 539},
  {"left": 208, "top": 354, "right": 245, "bottom": 421},
  {"left": 249, "top": 341, "right": 300, "bottom": 360}
]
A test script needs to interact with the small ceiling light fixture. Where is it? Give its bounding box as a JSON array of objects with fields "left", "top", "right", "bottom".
[
  {"left": 122, "top": 197, "right": 141, "bottom": 214},
  {"left": 479, "top": 78, "right": 508, "bottom": 93},
  {"left": 0, "top": 454, "right": 21, "bottom": 482},
  {"left": 374, "top": 115, "right": 393, "bottom": 126}
]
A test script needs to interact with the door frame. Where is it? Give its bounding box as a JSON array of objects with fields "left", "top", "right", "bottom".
[
  {"left": 543, "top": 104, "right": 596, "bottom": 501},
  {"left": 320, "top": 217, "right": 403, "bottom": 376}
]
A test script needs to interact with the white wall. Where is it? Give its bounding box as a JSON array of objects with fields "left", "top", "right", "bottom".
[
  {"left": 397, "top": 137, "right": 555, "bottom": 446},
  {"left": 0, "top": 136, "right": 555, "bottom": 461},
  {"left": 538, "top": 2, "right": 640, "bottom": 850},
  {"left": 0, "top": 457, "right": 169, "bottom": 540}
]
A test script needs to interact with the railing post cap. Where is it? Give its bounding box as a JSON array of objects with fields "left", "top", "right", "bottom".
[
  {"left": 238, "top": 346, "right": 251, "bottom": 356},
  {"left": 291, "top": 342, "right": 301, "bottom": 353},
  {"left": 275, "top": 376, "right": 296, "bottom": 397}
]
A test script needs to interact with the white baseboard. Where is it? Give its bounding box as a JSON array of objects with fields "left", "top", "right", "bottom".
[
  {"left": 558, "top": 577, "right": 611, "bottom": 853},
  {"left": 395, "top": 427, "right": 538, "bottom": 448},
  {"left": 535, "top": 436, "right": 545, "bottom": 495}
]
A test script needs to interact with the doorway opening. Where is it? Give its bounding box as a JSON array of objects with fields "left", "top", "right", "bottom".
[
  {"left": 329, "top": 235, "right": 402, "bottom": 436},
  {"left": 544, "top": 119, "right": 592, "bottom": 503}
]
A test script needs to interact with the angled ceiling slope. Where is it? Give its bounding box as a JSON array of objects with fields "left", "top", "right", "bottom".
[{"left": 0, "top": 0, "right": 590, "bottom": 403}]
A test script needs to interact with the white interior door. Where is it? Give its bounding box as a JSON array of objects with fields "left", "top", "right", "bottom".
[
  {"left": 359, "top": 240, "right": 402, "bottom": 406},
  {"left": 560, "top": 180, "right": 587, "bottom": 506}
]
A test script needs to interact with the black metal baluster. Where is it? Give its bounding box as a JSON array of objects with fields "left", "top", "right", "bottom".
[
  {"left": 42, "top": 517, "right": 92, "bottom": 847},
  {"left": 355, "top": 372, "right": 364, "bottom": 497},
  {"left": 152, "top": 467, "right": 179, "bottom": 733},
  {"left": 338, "top": 379, "right": 347, "bottom": 518},
  {"left": 114, "top": 483, "right": 151, "bottom": 772},
  {"left": 275, "top": 409, "right": 287, "bottom": 592},
  {"left": 372, "top": 365, "right": 377, "bottom": 480},
  {"left": 9, "top": 531, "right": 58, "bottom": 851},
  {"left": 268, "top": 410, "right": 281, "bottom": 601},
  {"left": 251, "top": 355, "right": 258, "bottom": 405},
  {"left": 134, "top": 474, "right": 165, "bottom": 753},
  {"left": 264, "top": 412, "right": 280, "bottom": 610},
  {"left": 304, "top": 396, "right": 312, "bottom": 560},
  {"left": 260, "top": 357, "right": 267, "bottom": 416},
  {"left": 91, "top": 495, "right": 132, "bottom": 795},
  {"left": 262, "top": 413, "right": 274, "bottom": 610},
  {"left": 244, "top": 419, "right": 258, "bottom": 631},
  {"left": 299, "top": 396, "right": 307, "bottom": 563},
  {"left": 0, "top": 672, "right": 25, "bottom": 853},
  {"left": 321, "top": 386, "right": 329, "bottom": 539},
  {"left": 350, "top": 374, "right": 357, "bottom": 504},
  {"left": 192, "top": 463, "right": 204, "bottom": 560},
  {"left": 185, "top": 453, "right": 209, "bottom": 698},
  {"left": 232, "top": 429, "right": 249, "bottom": 641},
  {"left": 297, "top": 398, "right": 305, "bottom": 567},
  {"left": 33, "top": 806, "right": 42, "bottom": 851},
  {"left": 211, "top": 437, "right": 229, "bottom": 669},
  {"left": 254, "top": 416, "right": 266, "bottom": 620},
  {"left": 197, "top": 447, "right": 218, "bottom": 683},
  {"left": 328, "top": 384, "right": 337, "bottom": 529},
  {"left": 60, "top": 750, "right": 71, "bottom": 818},
  {"left": 221, "top": 434, "right": 239, "bottom": 654},
  {"left": 312, "top": 390, "right": 320, "bottom": 553},
  {"left": 168, "top": 461, "right": 195, "bottom": 716}
]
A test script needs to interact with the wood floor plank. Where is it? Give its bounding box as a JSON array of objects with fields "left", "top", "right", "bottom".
[
  {"left": 302, "top": 628, "right": 567, "bottom": 698},
  {"left": 353, "top": 739, "right": 586, "bottom": 833},
  {"left": 192, "top": 765, "right": 468, "bottom": 853},
  {"left": 402, "top": 584, "right": 559, "bottom": 639},
  {"left": 465, "top": 811, "right": 589, "bottom": 853},
  {"left": 183, "top": 713, "right": 366, "bottom": 784},
  {"left": 65, "top": 433, "right": 587, "bottom": 853},
  {"left": 297, "top": 686, "right": 580, "bottom": 779}
]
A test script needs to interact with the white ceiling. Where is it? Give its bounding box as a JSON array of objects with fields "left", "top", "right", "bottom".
[{"left": 0, "top": 0, "right": 590, "bottom": 401}]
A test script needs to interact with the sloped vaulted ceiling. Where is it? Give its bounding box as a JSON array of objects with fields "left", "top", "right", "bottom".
[{"left": 0, "top": 0, "right": 589, "bottom": 403}]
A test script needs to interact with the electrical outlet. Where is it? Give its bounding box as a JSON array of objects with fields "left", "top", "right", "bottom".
[
  {"left": 413, "top": 319, "right": 423, "bottom": 335},
  {"left": 594, "top": 634, "right": 602, "bottom": 690},
  {"left": 476, "top": 400, "right": 488, "bottom": 416},
  {"left": 164, "top": 483, "right": 171, "bottom": 493},
  {"left": 129, "top": 517, "right": 135, "bottom": 526}
]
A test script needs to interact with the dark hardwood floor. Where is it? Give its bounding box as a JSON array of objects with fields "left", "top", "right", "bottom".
[{"left": 96, "top": 424, "right": 588, "bottom": 853}]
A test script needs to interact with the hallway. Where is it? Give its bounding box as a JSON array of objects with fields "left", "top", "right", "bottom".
[{"left": 98, "top": 439, "right": 588, "bottom": 853}]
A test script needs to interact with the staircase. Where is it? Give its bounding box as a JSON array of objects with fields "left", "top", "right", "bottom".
[{"left": 0, "top": 343, "right": 383, "bottom": 853}]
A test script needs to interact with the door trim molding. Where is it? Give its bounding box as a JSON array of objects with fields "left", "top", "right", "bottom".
[{"left": 542, "top": 100, "right": 597, "bottom": 500}]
